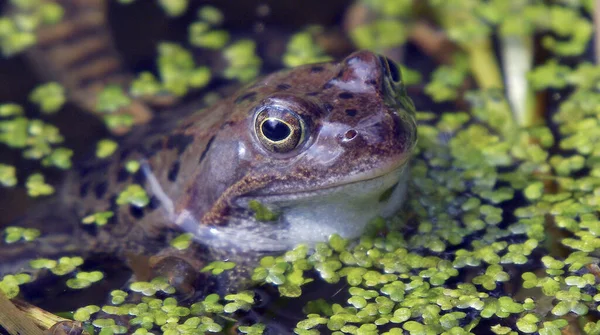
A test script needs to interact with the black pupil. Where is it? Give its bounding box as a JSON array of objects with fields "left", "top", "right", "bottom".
[{"left": 262, "top": 118, "right": 291, "bottom": 142}]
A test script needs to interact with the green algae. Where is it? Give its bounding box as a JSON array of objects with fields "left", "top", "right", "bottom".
[
  {"left": 201, "top": 261, "right": 235, "bottom": 276},
  {"left": 283, "top": 30, "right": 332, "bottom": 68},
  {"left": 169, "top": 233, "right": 193, "bottom": 250},
  {"left": 0, "top": 273, "right": 31, "bottom": 299},
  {"left": 248, "top": 200, "right": 279, "bottom": 222},
  {"left": 29, "top": 82, "right": 66, "bottom": 114},
  {"left": 116, "top": 184, "right": 150, "bottom": 208},
  {"left": 25, "top": 172, "right": 54, "bottom": 197},
  {"left": 96, "top": 139, "right": 119, "bottom": 159},
  {"left": 0, "top": 1, "right": 598, "bottom": 334},
  {"left": 188, "top": 6, "right": 229, "bottom": 50},
  {"left": 3, "top": 226, "right": 40, "bottom": 243},
  {"left": 222, "top": 39, "right": 262, "bottom": 83},
  {"left": 157, "top": 43, "right": 212, "bottom": 96},
  {"left": 66, "top": 271, "right": 105, "bottom": 290},
  {"left": 82, "top": 211, "right": 115, "bottom": 227}
]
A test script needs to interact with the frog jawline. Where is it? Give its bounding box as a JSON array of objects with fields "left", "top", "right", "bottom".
[
  {"left": 255, "top": 153, "right": 413, "bottom": 197},
  {"left": 182, "top": 165, "right": 409, "bottom": 253}
]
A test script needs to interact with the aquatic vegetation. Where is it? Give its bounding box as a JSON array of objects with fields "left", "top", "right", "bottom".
[{"left": 0, "top": 0, "right": 599, "bottom": 334}]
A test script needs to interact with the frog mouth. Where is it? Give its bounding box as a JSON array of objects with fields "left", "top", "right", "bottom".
[
  {"left": 238, "top": 159, "right": 408, "bottom": 206},
  {"left": 248, "top": 154, "right": 412, "bottom": 201}
]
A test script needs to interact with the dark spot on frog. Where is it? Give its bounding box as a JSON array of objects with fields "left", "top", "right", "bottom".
[
  {"left": 345, "top": 109, "right": 357, "bottom": 117},
  {"left": 119, "top": 148, "right": 132, "bottom": 160},
  {"left": 306, "top": 92, "right": 319, "bottom": 96},
  {"left": 129, "top": 205, "right": 145, "bottom": 219},
  {"left": 94, "top": 181, "right": 108, "bottom": 199},
  {"left": 218, "top": 120, "right": 233, "bottom": 130},
  {"left": 339, "top": 92, "right": 353, "bottom": 99},
  {"left": 199, "top": 135, "right": 215, "bottom": 164},
  {"left": 79, "top": 181, "right": 90, "bottom": 197},
  {"left": 108, "top": 194, "right": 118, "bottom": 210},
  {"left": 79, "top": 166, "right": 93, "bottom": 178},
  {"left": 133, "top": 170, "right": 146, "bottom": 186},
  {"left": 167, "top": 134, "right": 194, "bottom": 154},
  {"left": 148, "top": 196, "right": 161, "bottom": 211},
  {"left": 310, "top": 66, "right": 324, "bottom": 73},
  {"left": 276, "top": 84, "right": 291, "bottom": 90},
  {"left": 168, "top": 161, "right": 180, "bottom": 182},
  {"left": 150, "top": 139, "right": 163, "bottom": 152},
  {"left": 323, "top": 82, "right": 333, "bottom": 90},
  {"left": 234, "top": 91, "right": 257, "bottom": 104},
  {"left": 117, "top": 167, "right": 129, "bottom": 183}
]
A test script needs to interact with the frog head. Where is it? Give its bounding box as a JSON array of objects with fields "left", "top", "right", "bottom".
[{"left": 180, "top": 50, "right": 417, "bottom": 252}]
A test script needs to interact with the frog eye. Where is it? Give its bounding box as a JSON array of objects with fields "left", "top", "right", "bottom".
[{"left": 255, "top": 107, "right": 305, "bottom": 153}]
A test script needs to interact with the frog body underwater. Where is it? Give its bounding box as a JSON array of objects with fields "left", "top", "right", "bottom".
[{"left": 0, "top": 7, "right": 417, "bottom": 291}]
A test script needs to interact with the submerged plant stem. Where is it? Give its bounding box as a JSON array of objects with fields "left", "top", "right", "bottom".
[
  {"left": 501, "top": 35, "right": 538, "bottom": 127},
  {"left": 0, "top": 292, "right": 45, "bottom": 335},
  {"left": 463, "top": 38, "right": 504, "bottom": 91}
]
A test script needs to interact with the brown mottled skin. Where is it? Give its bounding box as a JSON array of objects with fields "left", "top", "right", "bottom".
[
  {"left": 1, "top": 50, "right": 416, "bottom": 293},
  {"left": 1, "top": 3, "right": 417, "bottom": 295}
]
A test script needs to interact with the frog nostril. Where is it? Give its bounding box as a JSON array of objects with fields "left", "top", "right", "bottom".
[{"left": 344, "top": 129, "right": 358, "bottom": 141}]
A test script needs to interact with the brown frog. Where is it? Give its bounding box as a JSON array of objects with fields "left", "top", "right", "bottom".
[{"left": 0, "top": 2, "right": 417, "bottom": 295}]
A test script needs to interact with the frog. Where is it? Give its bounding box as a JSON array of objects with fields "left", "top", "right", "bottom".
[{"left": 0, "top": 2, "right": 417, "bottom": 296}]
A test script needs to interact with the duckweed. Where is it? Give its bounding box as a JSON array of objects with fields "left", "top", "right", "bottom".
[
  {"left": 66, "top": 271, "right": 104, "bottom": 289},
  {"left": 169, "top": 233, "right": 193, "bottom": 250},
  {"left": 248, "top": 200, "right": 278, "bottom": 222},
  {"left": 130, "top": 72, "right": 162, "bottom": 98},
  {"left": 0, "top": 1, "right": 599, "bottom": 334},
  {"left": 157, "top": 42, "right": 212, "bottom": 96},
  {"left": 0, "top": 163, "right": 17, "bottom": 187},
  {"left": 29, "top": 82, "right": 66, "bottom": 114},
  {"left": 30, "top": 256, "right": 84, "bottom": 276},
  {"left": 201, "top": 261, "right": 235, "bottom": 276},
  {"left": 25, "top": 172, "right": 54, "bottom": 197},
  {"left": 283, "top": 31, "right": 332, "bottom": 67},
  {"left": 116, "top": 184, "right": 149, "bottom": 207},
  {"left": 82, "top": 211, "right": 114, "bottom": 226},
  {"left": 0, "top": 273, "right": 31, "bottom": 298},
  {"left": 223, "top": 40, "right": 261, "bottom": 82},
  {"left": 96, "top": 85, "right": 132, "bottom": 114},
  {"left": 3, "top": 226, "right": 40, "bottom": 243},
  {"left": 96, "top": 139, "right": 119, "bottom": 159}
]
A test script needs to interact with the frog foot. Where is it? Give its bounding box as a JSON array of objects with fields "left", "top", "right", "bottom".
[
  {"left": 44, "top": 320, "right": 86, "bottom": 335},
  {"left": 148, "top": 251, "right": 208, "bottom": 299}
]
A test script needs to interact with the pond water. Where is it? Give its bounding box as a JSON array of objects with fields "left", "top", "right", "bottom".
[{"left": 0, "top": 1, "right": 599, "bottom": 335}]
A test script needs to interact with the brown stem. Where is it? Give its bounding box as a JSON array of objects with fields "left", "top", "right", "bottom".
[{"left": 0, "top": 292, "right": 45, "bottom": 335}]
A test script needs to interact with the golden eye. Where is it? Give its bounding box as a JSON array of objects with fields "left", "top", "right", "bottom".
[{"left": 255, "top": 107, "right": 305, "bottom": 153}]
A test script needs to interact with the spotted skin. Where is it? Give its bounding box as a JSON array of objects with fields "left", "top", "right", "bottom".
[{"left": 0, "top": 51, "right": 417, "bottom": 293}]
